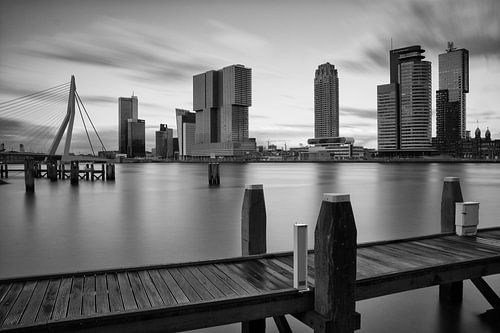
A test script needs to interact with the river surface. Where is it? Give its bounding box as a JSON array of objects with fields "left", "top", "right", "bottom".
[{"left": 0, "top": 162, "right": 499, "bottom": 332}]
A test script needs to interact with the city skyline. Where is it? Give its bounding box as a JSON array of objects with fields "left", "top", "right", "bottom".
[{"left": 0, "top": 0, "right": 499, "bottom": 152}]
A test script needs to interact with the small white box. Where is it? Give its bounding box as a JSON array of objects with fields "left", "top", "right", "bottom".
[
  {"left": 456, "top": 225, "right": 477, "bottom": 236},
  {"left": 455, "top": 202, "right": 479, "bottom": 227}
]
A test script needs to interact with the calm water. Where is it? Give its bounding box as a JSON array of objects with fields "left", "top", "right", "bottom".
[{"left": 1, "top": 162, "right": 499, "bottom": 332}]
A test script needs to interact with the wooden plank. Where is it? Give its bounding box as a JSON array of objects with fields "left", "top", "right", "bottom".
[
  {"left": 197, "top": 265, "right": 238, "bottom": 297},
  {"left": 95, "top": 274, "right": 110, "bottom": 314},
  {"left": 168, "top": 268, "right": 202, "bottom": 302},
  {"left": 228, "top": 262, "right": 275, "bottom": 291},
  {"left": 273, "top": 315, "right": 292, "bottom": 333},
  {"left": 426, "top": 238, "right": 493, "bottom": 259},
  {"left": 127, "top": 272, "right": 151, "bottom": 309},
  {"left": 36, "top": 279, "right": 61, "bottom": 322},
  {"left": 187, "top": 267, "right": 226, "bottom": 298},
  {"left": 137, "top": 271, "right": 164, "bottom": 307},
  {"left": 82, "top": 275, "right": 96, "bottom": 316},
  {"left": 2, "top": 281, "right": 36, "bottom": 327},
  {"left": 67, "top": 276, "right": 83, "bottom": 317},
  {"left": 157, "top": 269, "right": 190, "bottom": 304},
  {"left": 52, "top": 277, "right": 72, "bottom": 320},
  {"left": 476, "top": 236, "right": 500, "bottom": 248},
  {"left": 0, "top": 282, "right": 23, "bottom": 325},
  {"left": 177, "top": 267, "right": 215, "bottom": 301},
  {"left": 117, "top": 272, "right": 137, "bottom": 311},
  {"left": 19, "top": 279, "right": 49, "bottom": 324},
  {"left": 106, "top": 273, "right": 124, "bottom": 312},
  {"left": 148, "top": 270, "right": 178, "bottom": 305},
  {"left": 443, "top": 236, "right": 500, "bottom": 254},
  {"left": 0, "top": 284, "right": 11, "bottom": 304},
  {"left": 205, "top": 265, "right": 250, "bottom": 296},
  {"left": 214, "top": 264, "right": 262, "bottom": 294},
  {"left": 471, "top": 277, "right": 500, "bottom": 309},
  {"left": 255, "top": 259, "right": 293, "bottom": 286}
]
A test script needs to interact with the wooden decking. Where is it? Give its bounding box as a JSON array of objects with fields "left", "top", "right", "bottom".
[{"left": 1, "top": 228, "right": 500, "bottom": 332}]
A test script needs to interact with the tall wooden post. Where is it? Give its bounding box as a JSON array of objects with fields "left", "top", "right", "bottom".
[
  {"left": 48, "top": 162, "right": 57, "bottom": 182},
  {"left": 4, "top": 163, "right": 7, "bottom": 178},
  {"left": 440, "top": 177, "right": 464, "bottom": 303},
  {"left": 61, "top": 164, "right": 65, "bottom": 180},
  {"left": 24, "top": 158, "right": 35, "bottom": 193},
  {"left": 90, "top": 164, "right": 95, "bottom": 181},
  {"left": 101, "top": 164, "right": 105, "bottom": 181},
  {"left": 241, "top": 184, "right": 266, "bottom": 333},
  {"left": 70, "top": 161, "right": 79, "bottom": 185},
  {"left": 106, "top": 163, "right": 115, "bottom": 181},
  {"left": 314, "top": 193, "right": 357, "bottom": 333},
  {"left": 0, "top": 164, "right": 3, "bottom": 178},
  {"left": 85, "top": 164, "right": 89, "bottom": 180}
]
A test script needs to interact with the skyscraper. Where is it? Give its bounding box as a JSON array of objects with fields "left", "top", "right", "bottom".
[
  {"left": 437, "top": 42, "right": 469, "bottom": 146},
  {"left": 377, "top": 45, "right": 432, "bottom": 152},
  {"left": 176, "top": 108, "right": 196, "bottom": 158},
  {"left": 314, "top": 63, "right": 339, "bottom": 138},
  {"left": 118, "top": 94, "right": 145, "bottom": 157},
  {"left": 155, "top": 124, "right": 174, "bottom": 158},
  {"left": 118, "top": 95, "right": 138, "bottom": 154},
  {"left": 192, "top": 64, "right": 254, "bottom": 156}
]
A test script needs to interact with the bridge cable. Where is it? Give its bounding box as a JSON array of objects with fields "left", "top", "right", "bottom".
[
  {"left": 75, "top": 95, "right": 95, "bottom": 156},
  {"left": 0, "top": 82, "right": 69, "bottom": 107},
  {"left": 75, "top": 91, "right": 107, "bottom": 151}
]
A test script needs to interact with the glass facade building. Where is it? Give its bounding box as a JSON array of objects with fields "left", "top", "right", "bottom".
[{"left": 314, "top": 63, "right": 339, "bottom": 138}]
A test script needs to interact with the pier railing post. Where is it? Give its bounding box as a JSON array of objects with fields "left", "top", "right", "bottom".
[
  {"left": 440, "top": 177, "right": 464, "bottom": 303},
  {"left": 241, "top": 184, "right": 266, "bottom": 333},
  {"left": 314, "top": 193, "right": 357, "bottom": 333},
  {"left": 70, "top": 161, "right": 79, "bottom": 185},
  {"left": 24, "top": 158, "right": 35, "bottom": 193}
]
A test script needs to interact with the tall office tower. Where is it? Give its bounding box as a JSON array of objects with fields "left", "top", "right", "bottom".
[
  {"left": 437, "top": 42, "right": 469, "bottom": 141},
  {"left": 127, "top": 119, "right": 145, "bottom": 157},
  {"left": 118, "top": 95, "right": 138, "bottom": 154},
  {"left": 175, "top": 108, "right": 196, "bottom": 157},
  {"left": 155, "top": 124, "right": 174, "bottom": 158},
  {"left": 192, "top": 64, "right": 254, "bottom": 156},
  {"left": 436, "top": 89, "right": 460, "bottom": 152},
  {"left": 377, "top": 45, "right": 432, "bottom": 151},
  {"left": 314, "top": 63, "right": 339, "bottom": 138}
]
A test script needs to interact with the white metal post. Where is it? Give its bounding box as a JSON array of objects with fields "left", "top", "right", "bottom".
[{"left": 294, "top": 223, "right": 308, "bottom": 290}]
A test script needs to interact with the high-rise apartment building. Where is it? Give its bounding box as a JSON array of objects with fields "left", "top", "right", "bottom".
[
  {"left": 437, "top": 42, "right": 469, "bottom": 148},
  {"left": 377, "top": 45, "right": 432, "bottom": 152},
  {"left": 118, "top": 95, "right": 145, "bottom": 157},
  {"left": 314, "top": 63, "right": 339, "bottom": 138},
  {"left": 118, "top": 95, "right": 138, "bottom": 154},
  {"left": 155, "top": 124, "right": 174, "bottom": 158},
  {"left": 192, "top": 64, "right": 255, "bottom": 156},
  {"left": 176, "top": 108, "right": 196, "bottom": 158}
]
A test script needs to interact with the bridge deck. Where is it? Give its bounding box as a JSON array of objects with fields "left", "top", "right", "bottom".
[{"left": 1, "top": 228, "right": 500, "bottom": 332}]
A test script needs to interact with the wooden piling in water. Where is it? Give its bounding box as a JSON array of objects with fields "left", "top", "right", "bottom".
[
  {"left": 70, "top": 161, "right": 79, "bottom": 185},
  {"left": 85, "top": 164, "right": 90, "bottom": 180},
  {"left": 106, "top": 163, "right": 115, "bottom": 181},
  {"left": 24, "top": 158, "right": 34, "bottom": 193},
  {"left": 101, "top": 164, "right": 105, "bottom": 181},
  {"left": 439, "top": 176, "right": 464, "bottom": 303},
  {"left": 48, "top": 162, "right": 57, "bottom": 182},
  {"left": 91, "top": 164, "right": 95, "bottom": 181},
  {"left": 0, "top": 164, "right": 3, "bottom": 178},
  {"left": 314, "top": 193, "right": 357, "bottom": 333},
  {"left": 61, "top": 164, "right": 66, "bottom": 180},
  {"left": 208, "top": 163, "right": 220, "bottom": 185},
  {"left": 241, "top": 184, "right": 266, "bottom": 333}
]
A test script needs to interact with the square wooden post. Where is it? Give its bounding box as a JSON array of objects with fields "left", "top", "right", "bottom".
[
  {"left": 314, "top": 193, "right": 357, "bottom": 333},
  {"left": 440, "top": 177, "right": 463, "bottom": 303},
  {"left": 241, "top": 184, "right": 266, "bottom": 333}
]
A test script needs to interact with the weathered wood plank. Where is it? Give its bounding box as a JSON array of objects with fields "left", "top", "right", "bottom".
[
  {"left": 52, "top": 277, "right": 72, "bottom": 320},
  {"left": 36, "top": 279, "right": 60, "bottom": 322},
  {"left": 67, "top": 276, "right": 84, "bottom": 317},
  {"left": 187, "top": 267, "right": 225, "bottom": 298},
  {"left": 197, "top": 265, "right": 238, "bottom": 297},
  {"left": 214, "top": 264, "right": 262, "bottom": 294},
  {"left": 138, "top": 271, "right": 164, "bottom": 307},
  {"left": 0, "top": 284, "right": 11, "bottom": 304},
  {"left": 95, "top": 274, "right": 110, "bottom": 314},
  {"left": 169, "top": 268, "right": 202, "bottom": 302},
  {"left": 128, "top": 271, "right": 151, "bottom": 309},
  {"left": 2, "top": 281, "right": 36, "bottom": 327},
  {"left": 106, "top": 274, "right": 124, "bottom": 312},
  {"left": 177, "top": 267, "right": 214, "bottom": 301},
  {"left": 206, "top": 265, "right": 251, "bottom": 296},
  {"left": 157, "top": 269, "right": 190, "bottom": 304},
  {"left": 0, "top": 282, "right": 23, "bottom": 326},
  {"left": 148, "top": 270, "right": 178, "bottom": 305},
  {"left": 255, "top": 259, "right": 293, "bottom": 287},
  {"left": 19, "top": 279, "right": 48, "bottom": 324},
  {"left": 117, "top": 272, "right": 137, "bottom": 311},
  {"left": 82, "top": 275, "right": 96, "bottom": 316}
]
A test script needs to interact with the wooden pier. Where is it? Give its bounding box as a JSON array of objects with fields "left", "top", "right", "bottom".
[{"left": 0, "top": 179, "right": 499, "bottom": 332}]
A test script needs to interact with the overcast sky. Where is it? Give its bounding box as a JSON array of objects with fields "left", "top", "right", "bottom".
[{"left": 1, "top": 0, "right": 499, "bottom": 152}]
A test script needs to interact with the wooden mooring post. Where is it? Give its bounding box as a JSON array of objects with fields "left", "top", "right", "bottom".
[
  {"left": 106, "top": 163, "right": 115, "bottom": 181},
  {"left": 70, "top": 161, "right": 79, "bottom": 185},
  {"left": 101, "top": 163, "right": 105, "bottom": 181},
  {"left": 208, "top": 162, "right": 220, "bottom": 185},
  {"left": 314, "top": 193, "right": 357, "bottom": 333},
  {"left": 0, "top": 163, "right": 7, "bottom": 178},
  {"left": 24, "top": 158, "right": 34, "bottom": 193},
  {"left": 47, "top": 162, "right": 57, "bottom": 182},
  {"left": 440, "top": 177, "right": 464, "bottom": 303},
  {"left": 241, "top": 184, "right": 266, "bottom": 332}
]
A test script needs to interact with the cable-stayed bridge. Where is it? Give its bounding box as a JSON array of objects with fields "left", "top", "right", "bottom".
[{"left": 0, "top": 76, "right": 107, "bottom": 161}]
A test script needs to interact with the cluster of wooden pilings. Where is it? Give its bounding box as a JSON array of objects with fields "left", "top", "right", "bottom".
[
  {"left": 23, "top": 159, "right": 115, "bottom": 193},
  {"left": 208, "top": 162, "right": 220, "bottom": 185}
]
